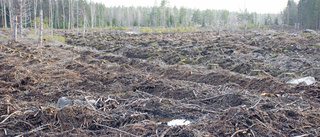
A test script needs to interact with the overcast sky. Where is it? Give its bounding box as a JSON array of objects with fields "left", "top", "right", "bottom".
[{"left": 93, "top": 0, "right": 300, "bottom": 14}]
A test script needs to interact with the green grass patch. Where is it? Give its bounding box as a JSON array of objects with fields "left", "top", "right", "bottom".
[
  {"left": 42, "top": 34, "right": 65, "bottom": 43},
  {"left": 24, "top": 32, "right": 65, "bottom": 43},
  {"left": 0, "top": 36, "right": 10, "bottom": 40}
]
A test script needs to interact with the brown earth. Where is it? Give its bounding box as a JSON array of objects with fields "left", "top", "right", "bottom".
[{"left": 0, "top": 29, "right": 319, "bottom": 136}]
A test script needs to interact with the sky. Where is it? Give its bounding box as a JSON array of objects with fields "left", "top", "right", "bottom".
[{"left": 93, "top": 0, "right": 300, "bottom": 14}]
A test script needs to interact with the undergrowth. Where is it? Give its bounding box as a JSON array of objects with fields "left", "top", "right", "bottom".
[{"left": 24, "top": 31, "right": 65, "bottom": 43}]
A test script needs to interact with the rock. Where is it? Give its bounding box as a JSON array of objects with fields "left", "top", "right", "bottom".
[
  {"left": 73, "top": 99, "right": 86, "bottom": 106},
  {"left": 207, "top": 64, "right": 219, "bottom": 70},
  {"left": 57, "top": 97, "right": 73, "bottom": 108},
  {"left": 167, "top": 119, "right": 191, "bottom": 126},
  {"left": 88, "top": 99, "right": 97, "bottom": 106},
  {"left": 125, "top": 31, "right": 139, "bottom": 35},
  {"left": 286, "top": 77, "right": 315, "bottom": 86},
  {"left": 303, "top": 29, "right": 318, "bottom": 35}
]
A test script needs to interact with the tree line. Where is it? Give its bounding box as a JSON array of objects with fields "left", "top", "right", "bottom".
[
  {"left": 283, "top": 0, "right": 320, "bottom": 29},
  {"left": 0, "top": 0, "right": 284, "bottom": 31}
]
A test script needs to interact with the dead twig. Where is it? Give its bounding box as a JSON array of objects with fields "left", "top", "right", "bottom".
[
  {"left": 2, "top": 128, "right": 7, "bottom": 135},
  {"left": 198, "top": 93, "right": 233, "bottom": 102},
  {"left": 105, "top": 95, "right": 119, "bottom": 105},
  {"left": 250, "top": 129, "right": 256, "bottom": 137},
  {"left": 85, "top": 96, "right": 97, "bottom": 111},
  {"left": 193, "top": 90, "right": 198, "bottom": 98},
  {"left": 135, "top": 89, "right": 156, "bottom": 98},
  {"left": 160, "top": 127, "right": 172, "bottom": 137},
  {"left": 0, "top": 111, "right": 20, "bottom": 124},
  {"left": 15, "top": 123, "right": 52, "bottom": 137},
  {"left": 231, "top": 124, "right": 256, "bottom": 137},
  {"left": 294, "top": 134, "right": 310, "bottom": 137},
  {"left": 94, "top": 121, "right": 139, "bottom": 137},
  {"left": 19, "top": 83, "right": 41, "bottom": 99},
  {"left": 249, "top": 97, "right": 262, "bottom": 109},
  {"left": 255, "top": 118, "right": 285, "bottom": 137}
]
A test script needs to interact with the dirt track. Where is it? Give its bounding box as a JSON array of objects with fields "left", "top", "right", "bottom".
[{"left": 0, "top": 29, "right": 320, "bottom": 136}]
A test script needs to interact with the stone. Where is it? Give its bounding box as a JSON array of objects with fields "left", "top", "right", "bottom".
[{"left": 57, "top": 97, "right": 73, "bottom": 108}]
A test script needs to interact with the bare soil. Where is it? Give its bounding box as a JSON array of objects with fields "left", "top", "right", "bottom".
[{"left": 0, "top": 29, "right": 320, "bottom": 136}]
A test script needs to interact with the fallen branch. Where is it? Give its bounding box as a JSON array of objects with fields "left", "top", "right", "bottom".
[
  {"left": 231, "top": 124, "right": 256, "bottom": 137},
  {"left": 250, "top": 129, "right": 256, "bottom": 137},
  {"left": 198, "top": 93, "right": 233, "bottom": 102},
  {"left": 19, "top": 83, "right": 41, "bottom": 99},
  {"left": 85, "top": 96, "right": 97, "bottom": 111},
  {"left": 255, "top": 118, "right": 284, "bottom": 137},
  {"left": 105, "top": 95, "right": 119, "bottom": 105},
  {"left": 94, "top": 121, "right": 140, "bottom": 137},
  {"left": 15, "top": 123, "right": 52, "bottom": 137},
  {"left": 193, "top": 90, "right": 198, "bottom": 98},
  {"left": 294, "top": 134, "right": 310, "bottom": 137},
  {"left": 135, "top": 89, "right": 156, "bottom": 98},
  {"left": 0, "top": 111, "right": 20, "bottom": 124},
  {"left": 160, "top": 127, "right": 172, "bottom": 137},
  {"left": 249, "top": 97, "right": 262, "bottom": 109}
]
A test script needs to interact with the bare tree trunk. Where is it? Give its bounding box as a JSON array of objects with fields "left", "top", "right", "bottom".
[
  {"left": 24, "top": 0, "right": 27, "bottom": 28},
  {"left": 1, "top": 0, "right": 3, "bottom": 28},
  {"left": 138, "top": 9, "right": 140, "bottom": 26},
  {"left": 56, "top": 0, "right": 59, "bottom": 28},
  {"left": 217, "top": 21, "right": 220, "bottom": 35},
  {"left": 19, "top": 0, "right": 22, "bottom": 38},
  {"left": 68, "top": 0, "right": 70, "bottom": 29},
  {"left": 62, "top": 0, "right": 65, "bottom": 29},
  {"left": 48, "top": 0, "right": 50, "bottom": 30},
  {"left": 9, "top": 0, "right": 15, "bottom": 35},
  {"left": 90, "top": 1, "right": 93, "bottom": 28},
  {"left": 4, "top": 0, "right": 7, "bottom": 28},
  {"left": 34, "top": 0, "right": 37, "bottom": 32},
  {"left": 76, "top": 0, "right": 78, "bottom": 29},
  {"left": 90, "top": 1, "right": 96, "bottom": 28},
  {"left": 70, "top": 0, "right": 73, "bottom": 29},
  {"left": 163, "top": 7, "right": 165, "bottom": 27},
  {"left": 244, "top": 21, "right": 247, "bottom": 36},
  {"left": 83, "top": 15, "right": 86, "bottom": 36},
  {"left": 13, "top": 16, "right": 17, "bottom": 41},
  {"left": 110, "top": 9, "right": 112, "bottom": 27},
  {"left": 39, "top": 10, "right": 42, "bottom": 46},
  {"left": 49, "top": 0, "right": 53, "bottom": 35}
]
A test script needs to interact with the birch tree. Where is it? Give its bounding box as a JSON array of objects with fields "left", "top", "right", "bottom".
[
  {"left": 76, "top": 0, "right": 78, "bottom": 29},
  {"left": 8, "top": 0, "right": 13, "bottom": 31},
  {"left": 19, "top": 0, "right": 22, "bottom": 37},
  {"left": 1, "top": 0, "right": 3, "bottom": 28},
  {"left": 90, "top": 1, "right": 96, "bottom": 28},
  {"left": 49, "top": 0, "right": 53, "bottom": 35},
  {"left": 160, "top": 0, "right": 168, "bottom": 27},
  {"left": 2, "top": 0, "right": 7, "bottom": 28},
  {"left": 68, "top": 0, "right": 71, "bottom": 29},
  {"left": 33, "top": 0, "right": 37, "bottom": 31},
  {"left": 3, "top": 1, "right": 8, "bottom": 28},
  {"left": 56, "top": 0, "right": 59, "bottom": 28},
  {"left": 62, "top": 0, "right": 65, "bottom": 29}
]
